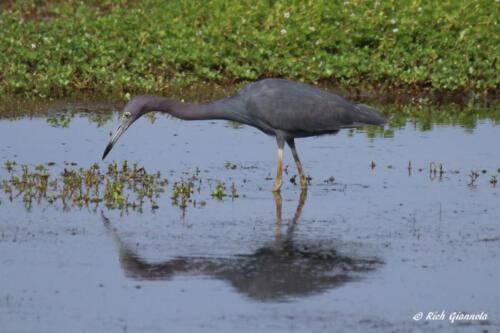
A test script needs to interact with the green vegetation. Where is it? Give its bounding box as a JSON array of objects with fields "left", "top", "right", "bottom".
[
  {"left": 0, "top": 0, "right": 498, "bottom": 98},
  {"left": 224, "top": 161, "right": 237, "bottom": 170},
  {"left": 468, "top": 170, "right": 479, "bottom": 186},
  {"left": 47, "top": 113, "right": 72, "bottom": 127},
  {"left": 210, "top": 182, "right": 239, "bottom": 199},
  {"left": 0, "top": 160, "right": 168, "bottom": 211},
  {"left": 171, "top": 178, "right": 195, "bottom": 211},
  {"left": 0, "top": 160, "right": 244, "bottom": 213},
  {"left": 211, "top": 182, "right": 227, "bottom": 200},
  {"left": 350, "top": 100, "right": 500, "bottom": 138}
]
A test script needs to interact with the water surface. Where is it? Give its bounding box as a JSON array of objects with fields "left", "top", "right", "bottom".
[{"left": 0, "top": 101, "right": 499, "bottom": 332}]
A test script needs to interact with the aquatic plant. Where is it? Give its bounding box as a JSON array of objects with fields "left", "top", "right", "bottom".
[
  {"left": 47, "top": 113, "right": 72, "bottom": 128},
  {"left": 224, "top": 161, "right": 237, "bottom": 169},
  {"left": 171, "top": 178, "right": 194, "bottom": 210},
  {"left": 4, "top": 160, "right": 16, "bottom": 172},
  {"left": 0, "top": 161, "right": 169, "bottom": 211},
  {"left": 325, "top": 176, "right": 335, "bottom": 183},
  {"left": 468, "top": 170, "right": 479, "bottom": 187},
  {"left": 0, "top": 0, "right": 498, "bottom": 97},
  {"left": 230, "top": 183, "right": 238, "bottom": 198},
  {"left": 211, "top": 182, "right": 226, "bottom": 200}
]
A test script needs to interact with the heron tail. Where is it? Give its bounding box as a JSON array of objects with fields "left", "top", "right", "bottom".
[{"left": 353, "top": 103, "right": 387, "bottom": 125}]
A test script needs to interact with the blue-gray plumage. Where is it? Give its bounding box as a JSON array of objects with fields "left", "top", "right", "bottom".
[{"left": 103, "top": 78, "right": 387, "bottom": 192}]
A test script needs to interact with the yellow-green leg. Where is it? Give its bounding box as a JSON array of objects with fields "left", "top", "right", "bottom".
[
  {"left": 272, "top": 190, "right": 282, "bottom": 225},
  {"left": 287, "top": 139, "right": 307, "bottom": 189},
  {"left": 272, "top": 146, "right": 283, "bottom": 192}
]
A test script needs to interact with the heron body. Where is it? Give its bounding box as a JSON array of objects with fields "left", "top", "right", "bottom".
[{"left": 103, "top": 78, "right": 387, "bottom": 192}]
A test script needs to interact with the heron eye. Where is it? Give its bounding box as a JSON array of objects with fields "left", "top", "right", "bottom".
[{"left": 123, "top": 112, "right": 131, "bottom": 118}]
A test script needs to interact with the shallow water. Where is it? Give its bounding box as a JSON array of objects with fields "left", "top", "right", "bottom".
[{"left": 1, "top": 103, "right": 499, "bottom": 332}]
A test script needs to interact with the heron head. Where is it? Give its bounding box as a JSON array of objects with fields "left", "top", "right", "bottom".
[{"left": 102, "top": 97, "right": 148, "bottom": 160}]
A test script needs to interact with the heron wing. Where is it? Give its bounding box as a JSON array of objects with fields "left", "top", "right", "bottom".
[{"left": 241, "top": 79, "right": 386, "bottom": 136}]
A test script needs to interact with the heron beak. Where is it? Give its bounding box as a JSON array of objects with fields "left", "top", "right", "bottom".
[{"left": 102, "top": 118, "right": 132, "bottom": 160}]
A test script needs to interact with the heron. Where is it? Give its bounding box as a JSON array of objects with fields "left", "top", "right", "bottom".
[{"left": 102, "top": 78, "right": 387, "bottom": 192}]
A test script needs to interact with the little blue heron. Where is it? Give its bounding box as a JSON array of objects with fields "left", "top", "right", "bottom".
[{"left": 102, "top": 78, "right": 387, "bottom": 192}]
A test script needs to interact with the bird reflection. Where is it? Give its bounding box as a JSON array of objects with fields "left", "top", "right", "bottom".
[{"left": 102, "top": 189, "right": 383, "bottom": 301}]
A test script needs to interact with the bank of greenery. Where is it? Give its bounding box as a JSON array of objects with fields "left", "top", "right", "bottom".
[{"left": 0, "top": 0, "right": 499, "bottom": 97}]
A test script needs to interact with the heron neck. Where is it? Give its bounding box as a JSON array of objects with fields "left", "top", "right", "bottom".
[
  {"left": 150, "top": 96, "right": 244, "bottom": 122},
  {"left": 147, "top": 97, "right": 202, "bottom": 120}
]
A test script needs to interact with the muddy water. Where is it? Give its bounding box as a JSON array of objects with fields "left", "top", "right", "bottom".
[{"left": 0, "top": 105, "right": 499, "bottom": 332}]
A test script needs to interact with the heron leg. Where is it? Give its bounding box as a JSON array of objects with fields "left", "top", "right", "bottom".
[
  {"left": 287, "top": 139, "right": 307, "bottom": 189},
  {"left": 272, "top": 190, "right": 282, "bottom": 225},
  {"left": 272, "top": 138, "right": 284, "bottom": 192}
]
